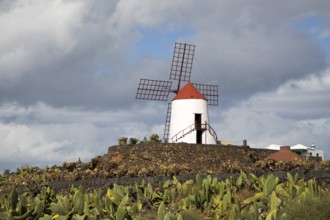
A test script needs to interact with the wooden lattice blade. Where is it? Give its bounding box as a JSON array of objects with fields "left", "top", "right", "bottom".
[
  {"left": 192, "top": 83, "right": 219, "bottom": 106},
  {"left": 170, "top": 42, "right": 195, "bottom": 83},
  {"left": 163, "top": 103, "right": 172, "bottom": 142},
  {"left": 136, "top": 78, "right": 172, "bottom": 101}
]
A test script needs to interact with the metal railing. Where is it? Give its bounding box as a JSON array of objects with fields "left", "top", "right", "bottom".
[
  {"left": 207, "top": 123, "right": 218, "bottom": 143},
  {"left": 171, "top": 123, "right": 218, "bottom": 143}
]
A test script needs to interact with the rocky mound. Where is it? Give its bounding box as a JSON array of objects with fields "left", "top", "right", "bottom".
[
  {"left": 2, "top": 142, "right": 330, "bottom": 194},
  {"left": 92, "top": 143, "right": 276, "bottom": 176}
]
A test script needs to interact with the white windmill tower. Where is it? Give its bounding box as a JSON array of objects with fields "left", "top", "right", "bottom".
[
  {"left": 136, "top": 42, "right": 219, "bottom": 144},
  {"left": 169, "top": 82, "right": 217, "bottom": 144}
]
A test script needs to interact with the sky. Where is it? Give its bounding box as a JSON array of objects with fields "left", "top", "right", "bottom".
[{"left": 0, "top": 0, "right": 330, "bottom": 172}]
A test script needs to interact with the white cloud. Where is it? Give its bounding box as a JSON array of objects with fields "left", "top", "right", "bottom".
[
  {"left": 0, "top": 123, "right": 73, "bottom": 162},
  {"left": 1, "top": 0, "right": 330, "bottom": 171},
  {"left": 0, "top": 0, "right": 88, "bottom": 83},
  {"left": 214, "top": 69, "right": 330, "bottom": 158},
  {"left": 0, "top": 0, "right": 329, "bottom": 108},
  {"left": 0, "top": 102, "right": 165, "bottom": 171},
  {"left": 243, "top": 69, "right": 330, "bottom": 119},
  {"left": 108, "top": 0, "right": 192, "bottom": 30},
  {"left": 217, "top": 107, "right": 320, "bottom": 147}
]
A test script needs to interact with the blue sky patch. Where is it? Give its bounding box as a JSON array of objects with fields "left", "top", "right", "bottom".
[
  {"left": 294, "top": 15, "right": 330, "bottom": 56},
  {"left": 134, "top": 27, "right": 196, "bottom": 61}
]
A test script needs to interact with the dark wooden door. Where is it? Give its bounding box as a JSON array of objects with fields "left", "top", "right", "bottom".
[{"left": 195, "top": 114, "right": 202, "bottom": 144}]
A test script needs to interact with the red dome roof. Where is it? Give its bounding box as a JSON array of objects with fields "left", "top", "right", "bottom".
[
  {"left": 173, "top": 82, "right": 206, "bottom": 100},
  {"left": 270, "top": 146, "right": 302, "bottom": 162}
]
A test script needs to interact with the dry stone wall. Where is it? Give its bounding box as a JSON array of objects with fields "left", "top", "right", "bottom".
[
  {"left": 13, "top": 143, "right": 330, "bottom": 193},
  {"left": 92, "top": 143, "right": 274, "bottom": 176}
]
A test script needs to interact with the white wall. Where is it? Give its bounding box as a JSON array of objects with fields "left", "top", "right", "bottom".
[
  {"left": 169, "top": 99, "right": 216, "bottom": 144},
  {"left": 301, "top": 149, "right": 324, "bottom": 160}
]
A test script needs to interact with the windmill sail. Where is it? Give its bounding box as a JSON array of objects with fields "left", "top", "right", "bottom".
[
  {"left": 163, "top": 103, "right": 172, "bottom": 142},
  {"left": 170, "top": 43, "right": 195, "bottom": 92},
  {"left": 135, "top": 42, "right": 219, "bottom": 142},
  {"left": 136, "top": 79, "right": 172, "bottom": 101},
  {"left": 193, "top": 83, "right": 219, "bottom": 106}
]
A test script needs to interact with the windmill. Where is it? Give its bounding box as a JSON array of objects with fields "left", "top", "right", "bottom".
[{"left": 136, "top": 42, "right": 219, "bottom": 144}]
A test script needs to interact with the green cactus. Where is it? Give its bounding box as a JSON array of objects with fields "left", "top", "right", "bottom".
[
  {"left": 18, "top": 194, "right": 27, "bottom": 216},
  {"left": 83, "top": 194, "right": 90, "bottom": 216},
  {"left": 116, "top": 206, "right": 126, "bottom": 220},
  {"left": 114, "top": 184, "right": 125, "bottom": 198},
  {"left": 163, "top": 189, "right": 169, "bottom": 203},
  {"left": 163, "top": 179, "right": 171, "bottom": 189},
  {"left": 230, "top": 204, "right": 241, "bottom": 220},
  {"left": 1, "top": 172, "right": 329, "bottom": 220},
  {"left": 10, "top": 188, "right": 18, "bottom": 212},
  {"left": 211, "top": 176, "right": 218, "bottom": 189},
  {"left": 263, "top": 174, "right": 277, "bottom": 196},
  {"left": 71, "top": 214, "right": 87, "bottom": 220},
  {"left": 120, "top": 194, "right": 129, "bottom": 207},
  {"left": 172, "top": 176, "right": 179, "bottom": 185},
  {"left": 219, "top": 181, "right": 225, "bottom": 199},
  {"left": 73, "top": 189, "right": 84, "bottom": 215},
  {"left": 181, "top": 182, "right": 189, "bottom": 195},
  {"left": 164, "top": 213, "right": 171, "bottom": 220},
  {"left": 144, "top": 183, "right": 154, "bottom": 200},
  {"left": 11, "top": 208, "right": 34, "bottom": 220},
  {"left": 176, "top": 182, "right": 182, "bottom": 196},
  {"left": 287, "top": 172, "right": 294, "bottom": 184},
  {"left": 33, "top": 197, "right": 45, "bottom": 219},
  {"left": 126, "top": 203, "right": 138, "bottom": 218},
  {"left": 157, "top": 202, "right": 166, "bottom": 220},
  {"left": 253, "top": 200, "right": 259, "bottom": 220},
  {"left": 50, "top": 196, "right": 71, "bottom": 215},
  {"left": 0, "top": 211, "right": 11, "bottom": 219},
  {"left": 196, "top": 174, "right": 202, "bottom": 189},
  {"left": 183, "top": 196, "right": 193, "bottom": 210},
  {"left": 275, "top": 184, "right": 290, "bottom": 200},
  {"left": 168, "top": 188, "right": 176, "bottom": 204},
  {"left": 268, "top": 191, "right": 279, "bottom": 219},
  {"left": 222, "top": 191, "right": 232, "bottom": 210},
  {"left": 236, "top": 175, "right": 243, "bottom": 188},
  {"left": 107, "top": 188, "right": 120, "bottom": 206},
  {"left": 105, "top": 197, "right": 115, "bottom": 218},
  {"left": 177, "top": 213, "right": 183, "bottom": 220}
]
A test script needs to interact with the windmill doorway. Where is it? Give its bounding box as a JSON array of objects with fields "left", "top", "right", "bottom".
[{"left": 195, "top": 114, "right": 203, "bottom": 144}]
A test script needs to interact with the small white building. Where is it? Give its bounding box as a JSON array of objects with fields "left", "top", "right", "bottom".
[
  {"left": 169, "top": 82, "right": 217, "bottom": 144},
  {"left": 291, "top": 144, "right": 324, "bottom": 160},
  {"left": 265, "top": 143, "right": 324, "bottom": 160}
]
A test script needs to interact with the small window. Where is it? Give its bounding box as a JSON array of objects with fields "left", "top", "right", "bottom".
[
  {"left": 310, "top": 152, "right": 312, "bottom": 156},
  {"left": 317, "top": 153, "right": 319, "bottom": 157}
]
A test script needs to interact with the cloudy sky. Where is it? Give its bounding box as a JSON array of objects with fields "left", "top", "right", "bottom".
[{"left": 1, "top": 0, "right": 330, "bottom": 172}]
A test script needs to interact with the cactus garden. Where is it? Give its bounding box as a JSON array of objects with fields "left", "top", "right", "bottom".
[
  {"left": 1, "top": 172, "right": 330, "bottom": 219},
  {"left": 1, "top": 142, "right": 330, "bottom": 219}
]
